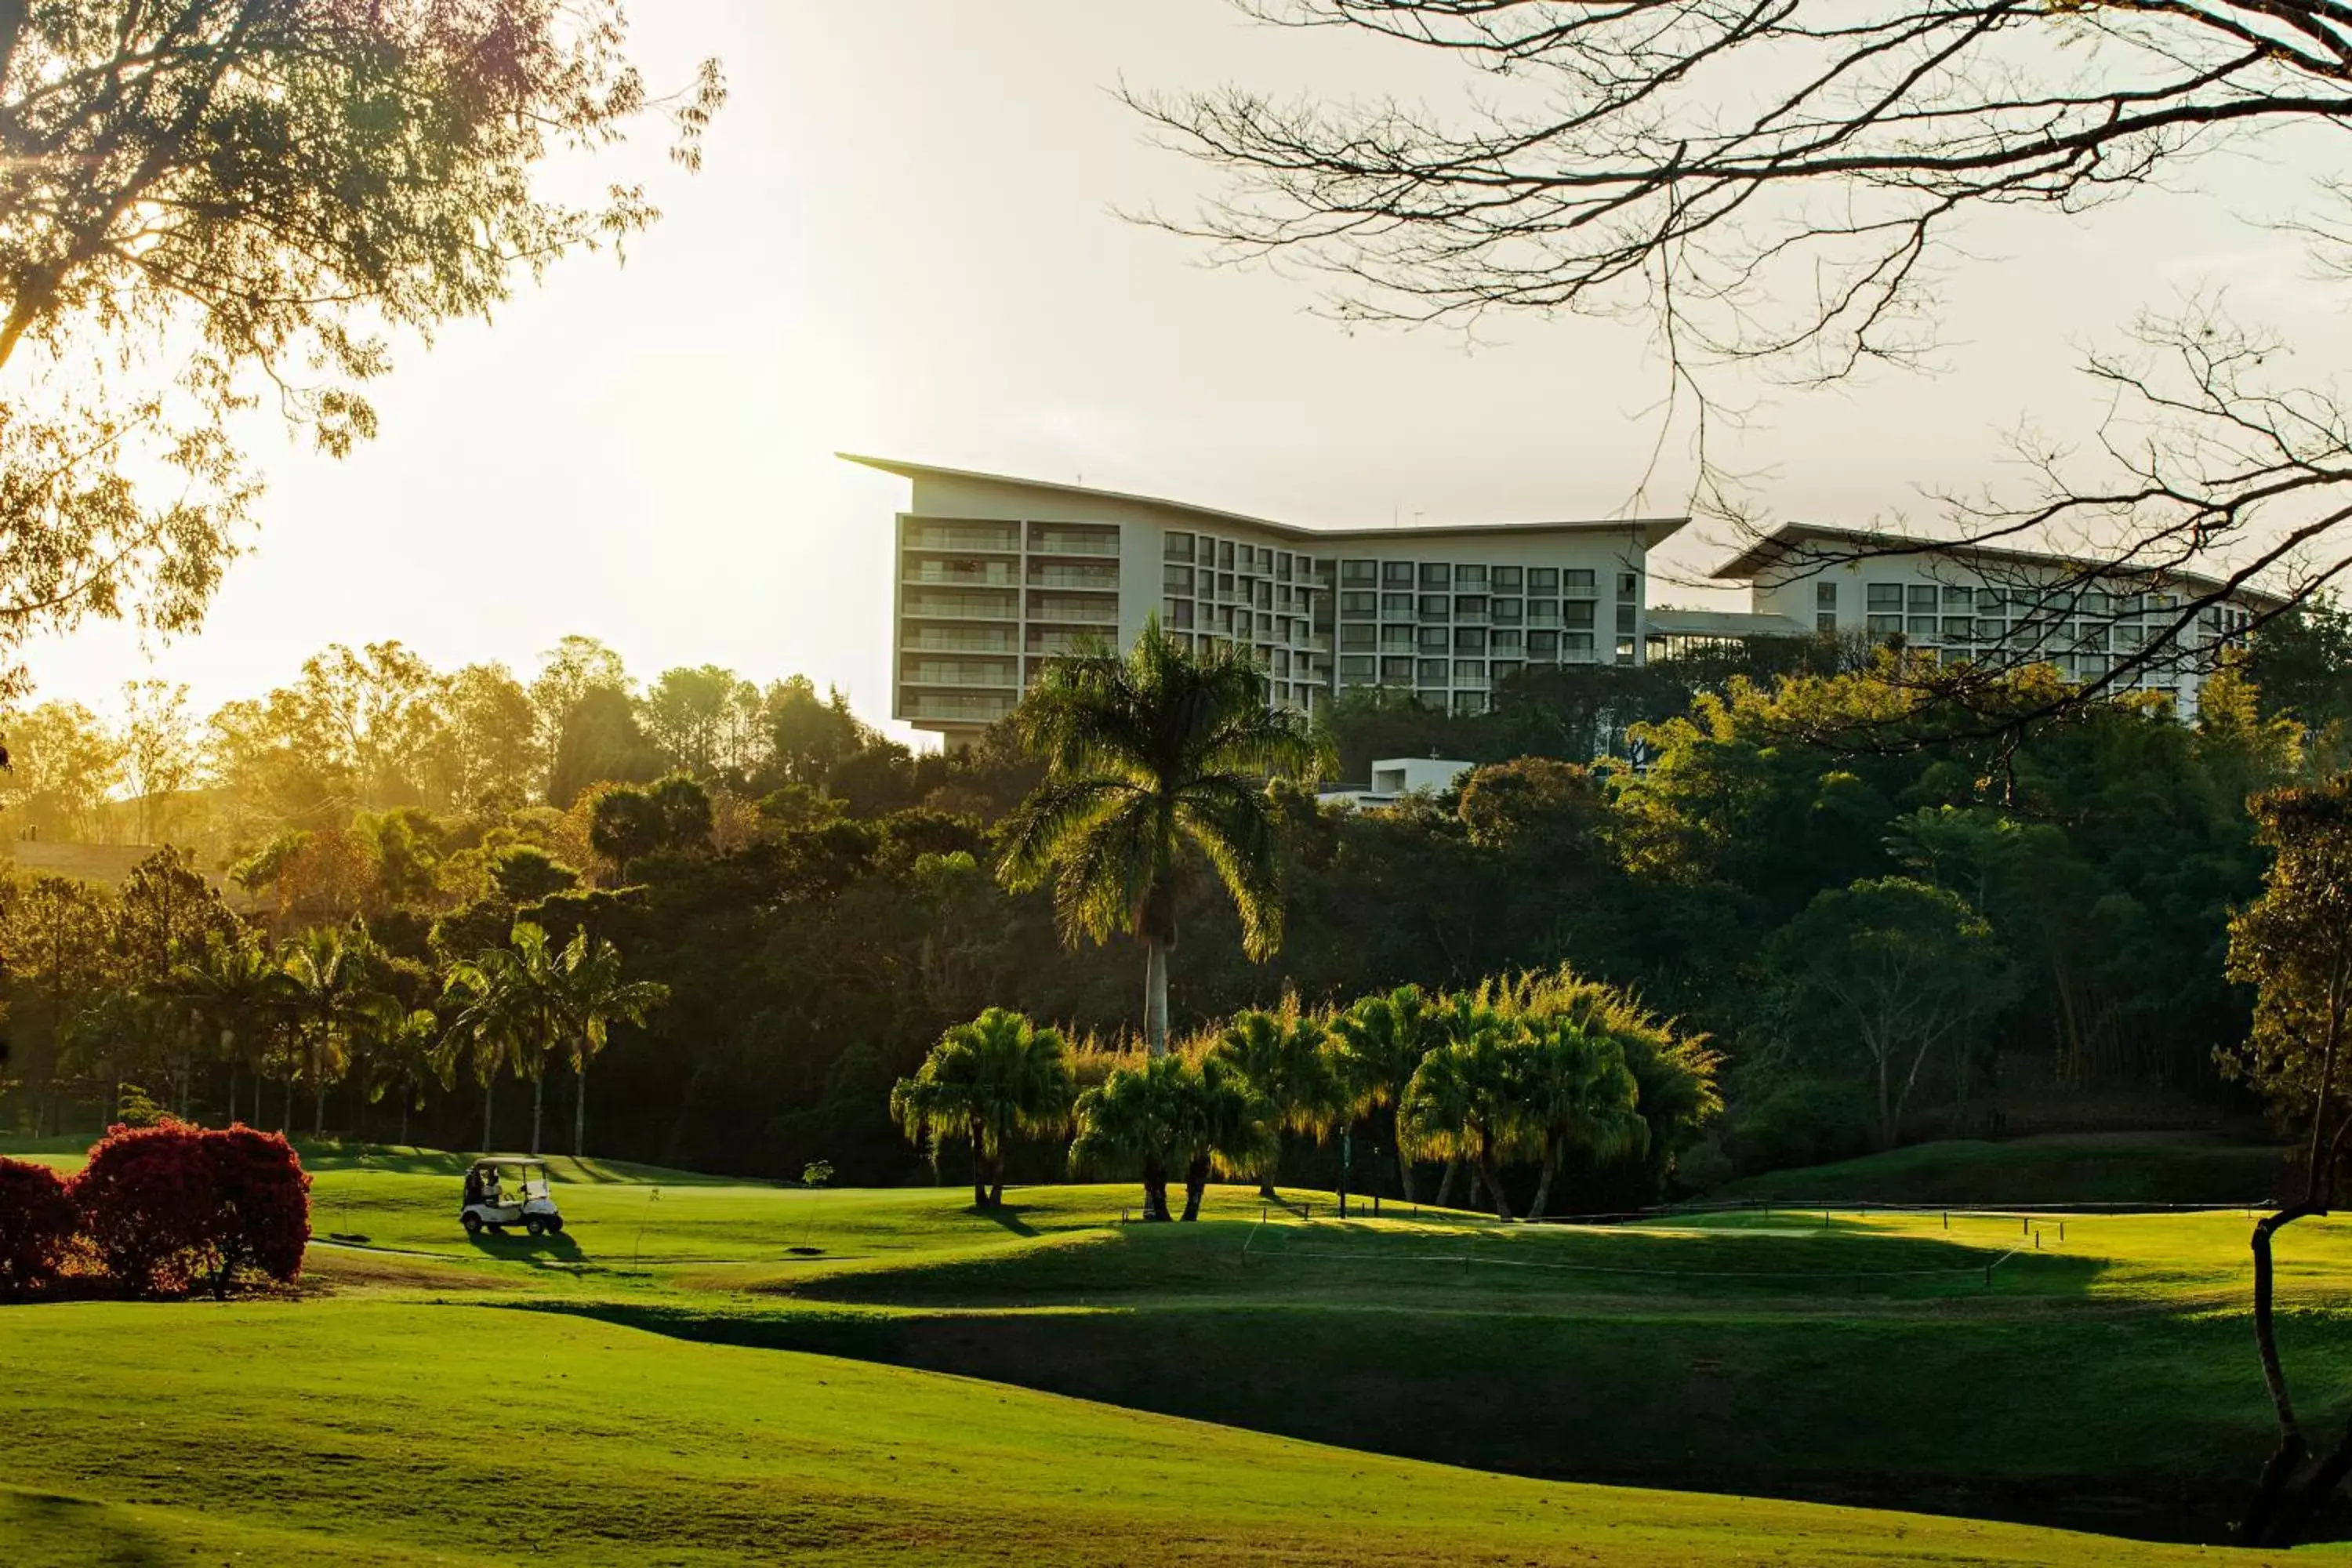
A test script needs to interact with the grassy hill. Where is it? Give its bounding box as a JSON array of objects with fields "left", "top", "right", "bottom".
[
  {"left": 1708, "top": 1133, "right": 2295, "bottom": 1207},
  {"left": 5, "top": 1137, "right": 2349, "bottom": 1562}
]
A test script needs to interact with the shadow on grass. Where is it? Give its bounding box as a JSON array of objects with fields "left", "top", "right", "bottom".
[
  {"left": 977, "top": 1205, "right": 1040, "bottom": 1238},
  {"left": 0, "top": 1488, "right": 174, "bottom": 1567},
  {"left": 463, "top": 1229, "right": 586, "bottom": 1267}
]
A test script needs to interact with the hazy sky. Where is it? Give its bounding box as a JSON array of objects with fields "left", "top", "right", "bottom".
[{"left": 24, "top": 2, "right": 2352, "bottom": 742}]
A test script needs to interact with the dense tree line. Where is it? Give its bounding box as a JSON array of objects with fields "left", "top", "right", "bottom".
[{"left": 0, "top": 617, "right": 2338, "bottom": 1189}]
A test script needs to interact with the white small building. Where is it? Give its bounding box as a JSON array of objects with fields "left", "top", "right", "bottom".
[{"left": 1319, "top": 757, "right": 1475, "bottom": 809}]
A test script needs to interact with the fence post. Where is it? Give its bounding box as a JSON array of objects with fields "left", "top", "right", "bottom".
[{"left": 1942, "top": 1210, "right": 1949, "bottom": 1230}]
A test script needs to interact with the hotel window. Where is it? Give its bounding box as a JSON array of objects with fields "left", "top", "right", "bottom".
[
  {"left": 1867, "top": 583, "right": 1904, "bottom": 636},
  {"left": 1617, "top": 572, "right": 1639, "bottom": 598},
  {"left": 1341, "top": 591, "right": 1376, "bottom": 617},
  {"left": 1421, "top": 562, "right": 1450, "bottom": 590},
  {"left": 1341, "top": 559, "right": 1377, "bottom": 586},
  {"left": 1906, "top": 586, "right": 1937, "bottom": 639},
  {"left": 1492, "top": 598, "right": 1523, "bottom": 626},
  {"left": 1418, "top": 627, "right": 1450, "bottom": 652},
  {"left": 1419, "top": 594, "right": 1450, "bottom": 619},
  {"left": 1340, "top": 655, "right": 1375, "bottom": 684},
  {"left": 1564, "top": 569, "right": 1596, "bottom": 593},
  {"left": 1167, "top": 600, "right": 1194, "bottom": 629},
  {"left": 1253, "top": 581, "right": 1272, "bottom": 609},
  {"left": 1944, "top": 586, "right": 1974, "bottom": 609},
  {"left": 1276, "top": 553, "right": 1293, "bottom": 583},
  {"left": 1218, "top": 540, "right": 1235, "bottom": 569},
  {"left": 1491, "top": 629, "right": 1523, "bottom": 653},
  {"left": 1381, "top": 657, "right": 1415, "bottom": 682},
  {"left": 1817, "top": 582, "right": 1838, "bottom": 611},
  {"left": 1164, "top": 564, "right": 1193, "bottom": 594},
  {"left": 1494, "top": 566, "right": 1523, "bottom": 592},
  {"left": 1455, "top": 595, "right": 1488, "bottom": 619},
  {"left": 1942, "top": 617, "right": 1973, "bottom": 642},
  {"left": 1563, "top": 632, "right": 1595, "bottom": 652},
  {"left": 1564, "top": 601, "right": 1596, "bottom": 630},
  {"left": 1528, "top": 630, "right": 1560, "bottom": 658},
  {"left": 1818, "top": 613, "right": 1838, "bottom": 634},
  {"left": 1164, "top": 532, "right": 1193, "bottom": 562},
  {"left": 1455, "top": 626, "right": 1487, "bottom": 652},
  {"left": 1615, "top": 604, "right": 1637, "bottom": 634},
  {"left": 1454, "top": 691, "right": 1488, "bottom": 716},
  {"left": 1218, "top": 572, "right": 1235, "bottom": 597},
  {"left": 1382, "top": 592, "right": 1413, "bottom": 618},
  {"left": 1417, "top": 659, "right": 1450, "bottom": 684},
  {"left": 1491, "top": 659, "right": 1523, "bottom": 682},
  {"left": 1384, "top": 561, "right": 1415, "bottom": 586},
  {"left": 1196, "top": 537, "right": 1216, "bottom": 565},
  {"left": 1454, "top": 659, "right": 1486, "bottom": 681},
  {"left": 1455, "top": 564, "right": 1488, "bottom": 590},
  {"left": 1528, "top": 568, "right": 1559, "bottom": 594}
]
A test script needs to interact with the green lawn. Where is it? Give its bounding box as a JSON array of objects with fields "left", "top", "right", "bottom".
[
  {"left": 1709, "top": 1132, "right": 2293, "bottom": 1206},
  {"left": 8, "top": 1136, "right": 2350, "bottom": 1562}
]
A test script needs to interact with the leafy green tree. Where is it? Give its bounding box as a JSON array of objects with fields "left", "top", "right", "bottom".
[
  {"left": 1167, "top": 1052, "right": 1276, "bottom": 1221},
  {"left": 0, "top": 702, "right": 123, "bottom": 840},
  {"left": 439, "top": 923, "right": 585, "bottom": 1157},
  {"left": 1401, "top": 1001, "right": 1528, "bottom": 1219},
  {"left": 1, "top": 874, "right": 118, "bottom": 1134},
  {"left": 553, "top": 931, "right": 669, "bottom": 1160},
  {"left": 1209, "top": 1000, "right": 1338, "bottom": 1198},
  {"left": 278, "top": 925, "right": 398, "bottom": 1139},
  {"left": 1769, "top": 878, "right": 2012, "bottom": 1151},
  {"left": 0, "top": 6, "right": 722, "bottom": 700},
  {"left": 1000, "top": 622, "right": 1318, "bottom": 1055},
  {"left": 757, "top": 676, "right": 869, "bottom": 790},
  {"left": 171, "top": 931, "right": 288, "bottom": 1129},
  {"left": 491, "top": 845, "right": 580, "bottom": 906},
  {"left": 642, "top": 666, "right": 760, "bottom": 781},
  {"left": 590, "top": 787, "right": 668, "bottom": 880},
  {"left": 1329, "top": 984, "right": 1443, "bottom": 1202},
  {"left": 1515, "top": 1022, "right": 1646, "bottom": 1220},
  {"left": 1069, "top": 1054, "right": 1183, "bottom": 1221},
  {"left": 2223, "top": 777, "right": 2352, "bottom": 1544},
  {"left": 889, "top": 1008, "right": 1073, "bottom": 1209}
]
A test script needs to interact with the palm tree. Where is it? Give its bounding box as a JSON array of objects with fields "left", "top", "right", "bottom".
[
  {"left": 1209, "top": 1000, "right": 1338, "bottom": 1198},
  {"left": 999, "top": 620, "right": 1319, "bottom": 1055},
  {"left": 890, "top": 1007, "right": 1073, "bottom": 1209},
  {"left": 369, "top": 1008, "right": 442, "bottom": 1148},
  {"left": 441, "top": 923, "right": 567, "bottom": 1156},
  {"left": 437, "top": 967, "right": 523, "bottom": 1153},
  {"left": 1168, "top": 1051, "right": 1277, "bottom": 1221},
  {"left": 1401, "top": 1002, "right": 1529, "bottom": 1220},
  {"left": 1329, "top": 983, "right": 1442, "bottom": 1202},
  {"left": 279, "top": 925, "right": 399, "bottom": 1141},
  {"left": 1070, "top": 1054, "right": 1184, "bottom": 1221},
  {"left": 172, "top": 932, "right": 287, "bottom": 1127},
  {"left": 552, "top": 929, "right": 668, "bottom": 1160},
  {"left": 1518, "top": 1022, "right": 1648, "bottom": 1221}
]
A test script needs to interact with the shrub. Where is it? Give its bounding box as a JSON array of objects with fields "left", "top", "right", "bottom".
[
  {"left": 74, "top": 1121, "right": 312, "bottom": 1298},
  {"left": 0, "top": 1158, "right": 79, "bottom": 1298}
]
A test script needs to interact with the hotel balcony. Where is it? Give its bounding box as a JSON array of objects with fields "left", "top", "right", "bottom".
[
  {"left": 903, "top": 523, "right": 1018, "bottom": 554},
  {"left": 1027, "top": 591, "right": 1119, "bottom": 624},
  {"left": 1026, "top": 525, "right": 1120, "bottom": 557},
  {"left": 902, "top": 590, "right": 1019, "bottom": 620},
  {"left": 1025, "top": 630, "right": 1105, "bottom": 657},
  {"left": 1027, "top": 565, "right": 1120, "bottom": 591},
  {"left": 903, "top": 691, "right": 1017, "bottom": 723},
  {"left": 901, "top": 658, "right": 1019, "bottom": 689},
  {"left": 904, "top": 560, "right": 1018, "bottom": 587},
  {"left": 902, "top": 626, "right": 1016, "bottom": 654}
]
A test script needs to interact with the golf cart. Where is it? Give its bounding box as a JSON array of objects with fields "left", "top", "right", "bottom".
[{"left": 460, "top": 1157, "right": 564, "bottom": 1237}]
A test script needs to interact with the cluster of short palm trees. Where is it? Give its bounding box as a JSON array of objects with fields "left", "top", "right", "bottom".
[
  {"left": 165, "top": 920, "right": 665, "bottom": 1158},
  {"left": 889, "top": 967, "right": 1717, "bottom": 1222}
]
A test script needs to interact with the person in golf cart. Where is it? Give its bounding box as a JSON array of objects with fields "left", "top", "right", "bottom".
[{"left": 459, "top": 1156, "right": 564, "bottom": 1236}]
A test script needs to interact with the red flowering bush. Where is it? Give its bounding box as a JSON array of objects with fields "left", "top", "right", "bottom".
[
  {"left": 74, "top": 1121, "right": 311, "bottom": 1298},
  {"left": 0, "top": 1157, "right": 79, "bottom": 1298}
]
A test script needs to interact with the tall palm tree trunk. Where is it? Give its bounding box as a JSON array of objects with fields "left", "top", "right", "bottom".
[
  {"left": 1181, "top": 1155, "right": 1210, "bottom": 1221},
  {"left": 530, "top": 1070, "right": 546, "bottom": 1157},
  {"left": 970, "top": 1123, "right": 988, "bottom": 1209},
  {"left": 1528, "top": 1142, "right": 1560, "bottom": 1221},
  {"left": 1389, "top": 1107, "right": 1418, "bottom": 1203},
  {"left": 482, "top": 1078, "right": 495, "bottom": 1152},
  {"left": 281, "top": 1075, "right": 292, "bottom": 1134},
  {"left": 1434, "top": 1156, "right": 1459, "bottom": 1208},
  {"left": 574, "top": 1059, "right": 587, "bottom": 1159},
  {"left": 1142, "top": 936, "right": 1170, "bottom": 1057},
  {"left": 1480, "top": 1149, "right": 1515, "bottom": 1221}
]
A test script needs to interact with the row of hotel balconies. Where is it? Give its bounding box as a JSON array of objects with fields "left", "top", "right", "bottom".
[{"left": 902, "top": 523, "right": 1120, "bottom": 557}]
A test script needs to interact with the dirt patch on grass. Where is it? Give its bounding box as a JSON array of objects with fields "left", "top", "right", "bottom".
[{"left": 303, "top": 1246, "right": 521, "bottom": 1296}]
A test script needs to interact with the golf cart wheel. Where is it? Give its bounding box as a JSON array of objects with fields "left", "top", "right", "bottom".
[
  {"left": 462, "top": 1212, "right": 483, "bottom": 1236},
  {"left": 525, "top": 1218, "right": 546, "bottom": 1237},
  {"left": 544, "top": 1216, "right": 564, "bottom": 1235}
]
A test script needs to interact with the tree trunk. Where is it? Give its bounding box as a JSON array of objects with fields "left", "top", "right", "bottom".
[
  {"left": 1528, "top": 1142, "right": 1559, "bottom": 1221},
  {"left": 1142, "top": 1156, "right": 1171, "bottom": 1221},
  {"left": 989, "top": 1173, "right": 1006, "bottom": 1208},
  {"left": 530, "top": 1071, "right": 545, "bottom": 1157},
  {"left": 1480, "top": 1150, "right": 1514, "bottom": 1221},
  {"left": 1142, "top": 936, "right": 1170, "bottom": 1057},
  {"left": 1181, "top": 1155, "right": 1209, "bottom": 1221},
  {"left": 1875, "top": 1044, "right": 1896, "bottom": 1151},
  {"left": 574, "top": 1058, "right": 587, "bottom": 1160},
  {"left": 1434, "top": 1156, "right": 1459, "bottom": 1208},
  {"left": 481, "top": 1078, "right": 495, "bottom": 1152},
  {"left": 281, "top": 1075, "right": 292, "bottom": 1134},
  {"left": 971, "top": 1126, "right": 989, "bottom": 1210},
  {"left": 226, "top": 1062, "right": 238, "bottom": 1128},
  {"left": 1391, "top": 1108, "right": 1417, "bottom": 1203}
]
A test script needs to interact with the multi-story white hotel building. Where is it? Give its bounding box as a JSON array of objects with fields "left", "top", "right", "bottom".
[
  {"left": 1713, "top": 523, "right": 2282, "bottom": 715},
  {"left": 849, "top": 456, "right": 1686, "bottom": 746},
  {"left": 851, "top": 457, "right": 2284, "bottom": 743}
]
